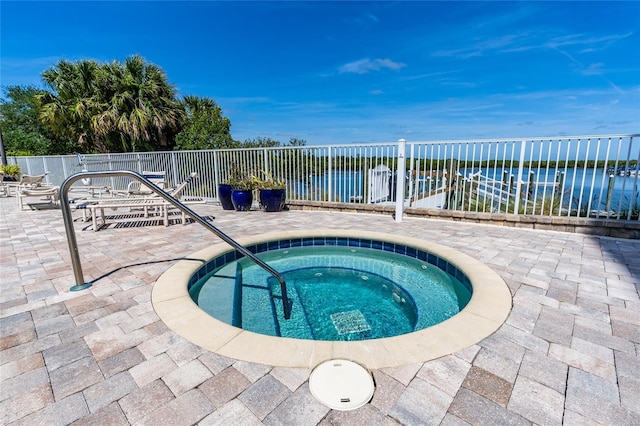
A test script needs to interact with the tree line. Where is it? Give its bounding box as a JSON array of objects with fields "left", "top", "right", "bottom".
[{"left": 0, "top": 55, "right": 304, "bottom": 156}]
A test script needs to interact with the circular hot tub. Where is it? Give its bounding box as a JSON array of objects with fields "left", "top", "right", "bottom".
[
  {"left": 189, "top": 236, "right": 472, "bottom": 341},
  {"left": 152, "top": 230, "right": 511, "bottom": 369}
]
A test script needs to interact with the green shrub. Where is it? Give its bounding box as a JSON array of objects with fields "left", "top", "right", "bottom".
[{"left": 0, "top": 164, "right": 21, "bottom": 178}]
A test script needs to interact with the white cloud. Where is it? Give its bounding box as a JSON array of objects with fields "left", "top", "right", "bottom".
[
  {"left": 546, "top": 32, "right": 633, "bottom": 50},
  {"left": 354, "top": 13, "right": 379, "bottom": 28},
  {"left": 582, "top": 63, "right": 604, "bottom": 76},
  {"left": 430, "top": 31, "right": 634, "bottom": 62},
  {"left": 339, "top": 58, "right": 406, "bottom": 74},
  {"left": 431, "top": 32, "right": 540, "bottom": 59}
]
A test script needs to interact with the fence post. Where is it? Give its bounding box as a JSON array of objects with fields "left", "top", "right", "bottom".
[
  {"left": 213, "top": 150, "right": 221, "bottom": 197},
  {"left": 407, "top": 144, "right": 415, "bottom": 205},
  {"left": 43, "top": 157, "right": 50, "bottom": 184},
  {"left": 328, "top": 147, "right": 333, "bottom": 203},
  {"left": 170, "top": 152, "right": 179, "bottom": 185},
  {"left": 262, "top": 148, "right": 269, "bottom": 175},
  {"left": 605, "top": 174, "right": 615, "bottom": 212},
  {"left": 513, "top": 139, "right": 527, "bottom": 214},
  {"left": 395, "top": 139, "right": 406, "bottom": 222}
]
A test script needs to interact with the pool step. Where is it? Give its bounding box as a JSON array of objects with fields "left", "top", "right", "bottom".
[
  {"left": 194, "top": 263, "right": 237, "bottom": 325},
  {"left": 233, "top": 263, "right": 281, "bottom": 336},
  {"left": 196, "top": 261, "right": 281, "bottom": 336}
]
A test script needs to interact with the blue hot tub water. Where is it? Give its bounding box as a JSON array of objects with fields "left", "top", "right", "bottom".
[{"left": 189, "top": 238, "right": 472, "bottom": 341}]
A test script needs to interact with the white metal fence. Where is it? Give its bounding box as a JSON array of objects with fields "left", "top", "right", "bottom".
[{"left": 8, "top": 134, "right": 639, "bottom": 220}]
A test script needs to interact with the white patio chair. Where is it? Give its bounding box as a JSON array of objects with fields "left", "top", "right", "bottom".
[
  {"left": 16, "top": 174, "right": 60, "bottom": 210},
  {"left": 110, "top": 171, "right": 167, "bottom": 198},
  {"left": 83, "top": 172, "right": 200, "bottom": 230}
]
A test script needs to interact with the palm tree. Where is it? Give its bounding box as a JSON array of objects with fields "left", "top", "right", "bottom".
[
  {"left": 97, "top": 55, "right": 183, "bottom": 151},
  {"left": 38, "top": 56, "right": 183, "bottom": 153},
  {"left": 38, "top": 59, "right": 109, "bottom": 151}
]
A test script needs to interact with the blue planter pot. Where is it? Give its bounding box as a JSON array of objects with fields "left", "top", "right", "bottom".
[
  {"left": 231, "top": 190, "right": 253, "bottom": 211},
  {"left": 259, "top": 188, "right": 286, "bottom": 212},
  {"left": 218, "top": 184, "right": 235, "bottom": 210}
]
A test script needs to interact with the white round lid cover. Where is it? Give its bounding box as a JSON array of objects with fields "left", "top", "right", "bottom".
[{"left": 309, "top": 359, "right": 375, "bottom": 411}]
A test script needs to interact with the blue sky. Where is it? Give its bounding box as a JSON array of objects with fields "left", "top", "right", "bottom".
[{"left": 1, "top": 1, "right": 639, "bottom": 145}]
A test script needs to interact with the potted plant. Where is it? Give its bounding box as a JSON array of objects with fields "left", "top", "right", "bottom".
[
  {"left": 219, "top": 166, "right": 244, "bottom": 210},
  {"left": 0, "top": 164, "right": 21, "bottom": 182},
  {"left": 229, "top": 175, "right": 256, "bottom": 211},
  {"left": 217, "top": 181, "right": 235, "bottom": 211},
  {"left": 255, "top": 171, "right": 287, "bottom": 212}
]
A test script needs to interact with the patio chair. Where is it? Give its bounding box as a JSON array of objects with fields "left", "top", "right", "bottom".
[
  {"left": 164, "top": 172, "right": 198, "bottom": 200},
  {"left": 110, "top": 171, "right": 167, "bottom": 198},
  {"left": 83, "top": 172, "right": 200, "bottom": 231},
  {"left": 16, "top": 174, "right": 45, "bottom": 196},
  {"left": 16, "top": 174, "right": 60, "bottom": 210},
  {"left": 137, "top": 171, "right": 201, "bottom": 212}
]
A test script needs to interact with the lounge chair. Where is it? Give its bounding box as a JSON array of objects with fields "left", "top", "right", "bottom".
[
  {"left": 110, "top": 171, "right": 167, "bottom": 198},
  {"left": 83, "top": 172, "right": 200, "bottom": 231},
  {"left": 16, "top": 174, "right": 60, "bottom": 210}
]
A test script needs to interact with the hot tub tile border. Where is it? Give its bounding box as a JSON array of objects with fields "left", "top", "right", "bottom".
[{"left": 189, "top": 236, "right": 473, "bottom": 293}]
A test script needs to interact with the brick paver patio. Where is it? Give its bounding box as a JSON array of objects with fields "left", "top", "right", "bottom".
[{"left": 1, "top": 194, "right": 638, "bottom": 425}]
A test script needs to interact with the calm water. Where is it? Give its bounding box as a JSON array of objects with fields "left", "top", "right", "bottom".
[
  {"left": 192, "top": 246, "right": 471, "bottom": 341},
  {"left": 293, "top": 168, "right": 638, "bottom": 210}
]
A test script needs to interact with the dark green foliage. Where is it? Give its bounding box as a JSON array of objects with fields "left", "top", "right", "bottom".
[
  {"left": 0, "top": 85, "right": 80, "bottom": 155},
  {"left": 238, "top": 137, "right": 307, "bottom": 149},
  {"left": 241, "top": 137, "right": 282, "bottom": 148},
  {"left": 174, "top": 96, "right": 235, "bottom": 150},
  {"left": 1, "top": 57, "right": 311, "bottom": 155},
  {"left": 38, "top": 56, "right": 183, "bottom": 153}
]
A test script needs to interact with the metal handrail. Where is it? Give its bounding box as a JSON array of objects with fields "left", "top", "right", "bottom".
[{"left": 59, "top": 170, "right": 291, "bottom": 319}]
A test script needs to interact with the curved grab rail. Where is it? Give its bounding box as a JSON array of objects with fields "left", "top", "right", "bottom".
[{"left": 60, "top": 170, "right": 291, "bottom": 319}]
